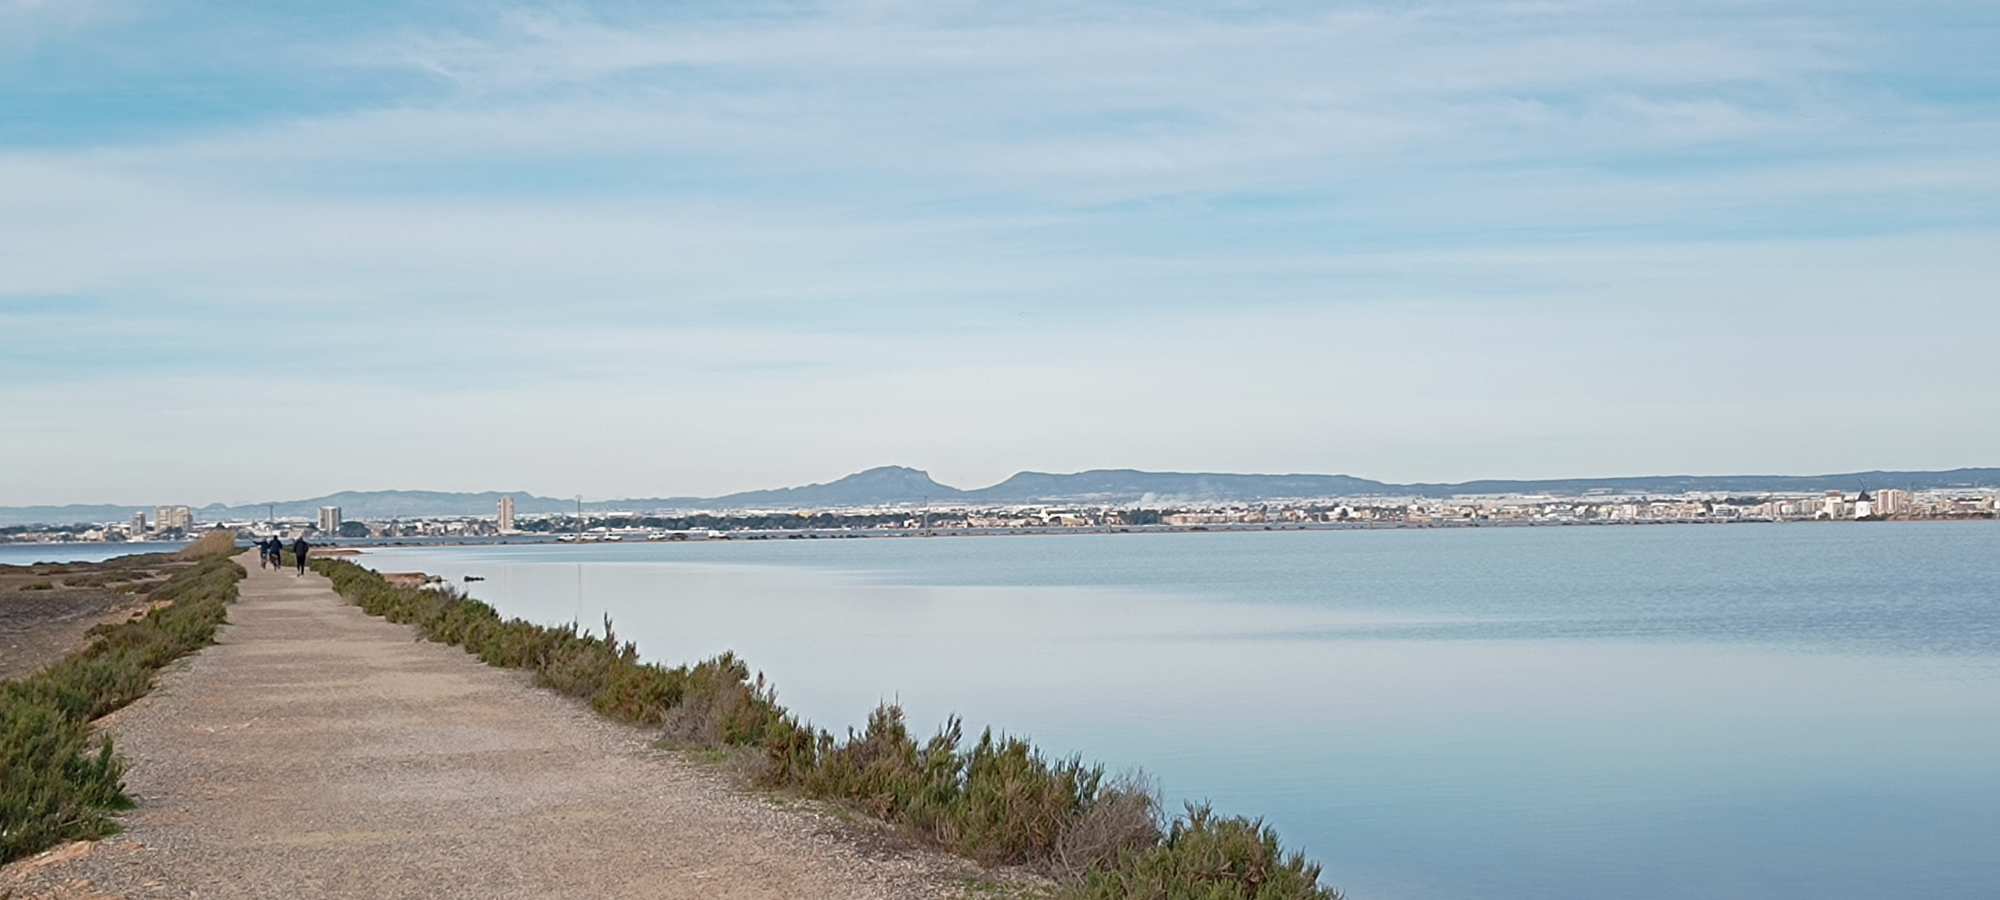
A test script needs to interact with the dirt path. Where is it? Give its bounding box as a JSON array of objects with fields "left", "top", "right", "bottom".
[{"left": 3, "top": 553, "right": 987, "bottom": 899}]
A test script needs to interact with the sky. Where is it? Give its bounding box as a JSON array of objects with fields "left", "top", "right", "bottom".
[{"left": 2, "top": 0, "right": 1997, "bottom": 505}]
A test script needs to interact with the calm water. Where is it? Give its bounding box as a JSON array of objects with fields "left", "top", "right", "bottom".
[
  {"left": 360, "top": 523, "right": 2000, "bottom": 900},
  {"left": 0, "top": 542, "right": 192, "bottom": 565}
]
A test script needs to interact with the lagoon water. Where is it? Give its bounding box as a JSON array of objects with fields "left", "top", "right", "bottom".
[
  {"left": 0, "top": 542, "right": 192, "bottom": 565},
  {"left": 360, "top": 523, "right": 2000, "bottom": 899}
]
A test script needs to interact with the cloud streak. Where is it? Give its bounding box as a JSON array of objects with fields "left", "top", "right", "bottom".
[{"left": 2, "top": 0, "right": 1996, "bottom": 502}]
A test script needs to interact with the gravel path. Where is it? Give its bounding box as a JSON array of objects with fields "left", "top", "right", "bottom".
[{"left": 3, "top": 553, "right": 999, "bottom": 899}]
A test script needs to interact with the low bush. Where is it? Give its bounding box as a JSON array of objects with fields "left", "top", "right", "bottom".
[
  {"left": 0, "top": 556, "right": 243, "bottom": 863},
  {"left": 1062, "top": 804, "right": 1339, "bottom": 900},
  {"left": 308, "top": 558, "right": 1336, "bottom": 897}
]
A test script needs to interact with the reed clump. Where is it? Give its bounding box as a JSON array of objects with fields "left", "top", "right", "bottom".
[
  {"left": 175, "top": 528, "right": 239, "bottom": 561},
  {"left": 308, "top": 558, "right": 1336, "bottom": 898},
  {"left": 0, "top": 556, "right": 243, "bottom": 863}
]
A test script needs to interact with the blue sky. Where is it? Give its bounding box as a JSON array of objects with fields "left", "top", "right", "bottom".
[{"left": 2, "top": 0, "right": 1997, "bottom": 505}]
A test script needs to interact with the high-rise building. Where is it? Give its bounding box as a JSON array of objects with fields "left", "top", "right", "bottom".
[
  {"left": 153, "top": 505, "right": 193, "bottom": 531},
  {"left": 131, "top": 511, "right": 148, "bottom": 535},
  {"left": 318, "top": 506, "right": 343, "bottom": 533},
  {"left": 498, "top": 496, "right": 517, "bottom": 533},
  {"left": 1875, "top": 489, "right": 1911, "bottom": 517}
]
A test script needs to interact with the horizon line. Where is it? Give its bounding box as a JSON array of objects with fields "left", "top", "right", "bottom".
[{"left": 8, "top": 463, "right": 1999, "bottom": 510}]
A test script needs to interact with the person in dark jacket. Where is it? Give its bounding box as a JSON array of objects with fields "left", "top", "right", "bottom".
[
  {"left": 292, "top": 537, "right": 310, "bottom": 575},
  {"left": 262, "top": 537, "right": 281, "bottom": 569}
]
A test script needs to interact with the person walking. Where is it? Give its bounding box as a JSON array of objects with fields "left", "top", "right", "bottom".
[
  {"left": 292, "top": 536, "right": 310, "bottom": 575},
  {"left": 261, "top": 536, "right": 279, "bottom": 569}
]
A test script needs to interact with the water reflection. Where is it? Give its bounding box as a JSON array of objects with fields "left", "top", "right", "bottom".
[{"left": 360, "top": 525, "right": 2000, "bottom": 900}]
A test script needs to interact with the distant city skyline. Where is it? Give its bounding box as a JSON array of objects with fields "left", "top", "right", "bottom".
[
  {"left": 4, "top": 465, "right": 1996, "bottom": 525},
  {"left": 4, "top": 1, "right": 1996, "bottom": 505}
]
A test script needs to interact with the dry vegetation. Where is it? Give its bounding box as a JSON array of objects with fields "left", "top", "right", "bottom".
[{"left": 175, "top": 529, "right": 240, "bottom": 561}]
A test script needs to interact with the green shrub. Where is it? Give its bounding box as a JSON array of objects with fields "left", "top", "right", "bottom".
[
  {"left": 0, "top": 556, "right": 243, "bottom": 863},
  {"left": 759, "top": 706, "right": 1162, "bottom": 870},
  {"left": 0, "top": 701, "right": 128, "bottom": 862},
  {"left": 1063, "top": 803, "right": 1341, "bottom": 900}
]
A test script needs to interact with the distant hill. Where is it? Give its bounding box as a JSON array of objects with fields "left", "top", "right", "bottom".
[
  {"left": 4, "top": 466, "right": 1996, "bottom": 526},
  {"left": 1397, "top": 468, "right": 2000, "bottom": 497},
  {"left": 0, "top": 504, "right": 157, "bottom": 528},
  {"left": 618, "top": 465, "right": 961, "bottom": 509},
  {"left": 963, "top": 469, "right": 1388, "bottom": 503},
  {"left": 198, "top": 490, "right": 578, "bottom": 521}
]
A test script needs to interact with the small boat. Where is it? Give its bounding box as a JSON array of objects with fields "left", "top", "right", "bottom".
[{"left": 463, "top": 575, "right": 486, "bottom": 582}]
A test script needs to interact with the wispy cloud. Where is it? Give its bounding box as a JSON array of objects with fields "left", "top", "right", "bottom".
[
  {"left": 2, "top": 0, "right": 1996, "bottom": 502},
  {"left": 0, "top": 0, "right": 132, "bottom": 52}
]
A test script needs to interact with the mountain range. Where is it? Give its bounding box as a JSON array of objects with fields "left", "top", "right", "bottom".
[{"left": 5, "top": 466, "right": 1999, "bottom": 527}]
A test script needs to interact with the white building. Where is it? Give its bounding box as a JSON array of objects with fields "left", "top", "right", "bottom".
[
  {"left": 131, "top": 511, "right": 147, "bottom": 535},
  {"left": 318, "top": 506, "right": 343, "bottom": 533},
  {"left": 498, "top": 496, "right": 517, "bottom": 533}
]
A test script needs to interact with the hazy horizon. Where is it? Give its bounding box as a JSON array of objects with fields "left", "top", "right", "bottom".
[
  {"left": 7, "top": 461, "right": 1999, "bottom": 511},
  {"left": 6, "top": 1, "right": 1997, "bottom": 505}
]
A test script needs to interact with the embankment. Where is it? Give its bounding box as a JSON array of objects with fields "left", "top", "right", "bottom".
[
  {"left": 4, "top": 553, "right": 998, "bottom": 898},
  {"left": 311, "top": 558, "right": 1342, "bottom": 899}
]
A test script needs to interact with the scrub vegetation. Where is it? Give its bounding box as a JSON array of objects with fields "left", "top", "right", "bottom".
[
  {"left": 0, "top": 553, "right": 244, "bottom": 864},
  {"left": 310, "top": 558, "right": 1339, "bottom": 898}
]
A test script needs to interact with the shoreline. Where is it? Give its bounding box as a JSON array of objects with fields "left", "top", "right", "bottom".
[
  {"left": 303, "top": 557, "right": 1343, "bottom": 898},
  {"left": 333, "top": 514, "right": 1996, "bottom": 555},
  {"left": 6, "top": 514, "right": 1992, "bottom": 558}
]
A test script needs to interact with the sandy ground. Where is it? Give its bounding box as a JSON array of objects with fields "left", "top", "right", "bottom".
[{"left": 2, "top": 553, "right": 1004, "bottom": 899}]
